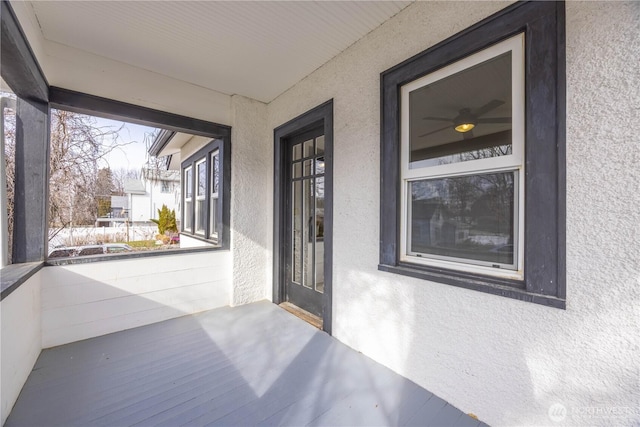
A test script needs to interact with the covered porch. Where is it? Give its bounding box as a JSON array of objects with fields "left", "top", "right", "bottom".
[
  {"left": 5, "top": 301, "right": 481, "bottom": 427},
  {"left": 2, "top": 0, "right": 639, "bottom": 426}
]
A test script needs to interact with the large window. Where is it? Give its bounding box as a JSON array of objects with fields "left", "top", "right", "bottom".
[
  {"left": 401, "top": 34, "right": 524, "bottom": 280},
  {"left": 181, "top": 140, "right": 224, "bottom": 244},
  {"left": 380, "top": 2, "right": 565, "bottom": 308}
]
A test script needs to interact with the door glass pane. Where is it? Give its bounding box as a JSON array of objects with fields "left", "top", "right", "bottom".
[
  {"left": 409, "top": 52, "right": 513, "bottom": 168},
  {"left": 303, "top": 139, "right": 314, "bottom": 158},
  {"left": 302, "top": 178, "right": 314, "bottom": 288},
  {"left": 303, "top": 159, "right": 313, "bottom": 177},
  {"left": 409, "top": 171, "right": 516, "bottom": 268},
  {"left": 293, "top": 162, "right": 302, "bottom": 178},
  {"left": 292, "top": 181, "right": 302, "bottom": 284},
  {"left": 315, "top": 176, "right": 325, "bottom": 293},
  {"left": 293, "top": 143, "right": 302, "bottom": 161},
  {"left": 316, "top": 136, "right": 325, "bottom": 155}
]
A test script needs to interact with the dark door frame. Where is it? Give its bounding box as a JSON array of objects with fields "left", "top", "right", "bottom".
[{"left": 273, "top": 100, "right": 333, "bottom": 335}]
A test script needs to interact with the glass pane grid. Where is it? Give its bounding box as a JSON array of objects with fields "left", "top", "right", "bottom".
[{"left": 290, "top": 136, "right": 325, "bottom": 294}]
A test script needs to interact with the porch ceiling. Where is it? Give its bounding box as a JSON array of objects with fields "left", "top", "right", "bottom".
[{"left": 23, "top": 1, "right": 411, "bottom": 103}]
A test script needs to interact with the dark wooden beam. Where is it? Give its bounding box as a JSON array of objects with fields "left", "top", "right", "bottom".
[
  {"left": 49, "top": 87, "right": 230, "bottom": 139},
  {"left": 12, "top": 97, "right": 50, "bottom": 263},
  {"left": 0, "top": 0, "right": 48, "bottom": 102}
]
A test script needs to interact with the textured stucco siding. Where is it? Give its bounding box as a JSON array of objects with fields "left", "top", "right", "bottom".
[
  {"left": 230, "top": 95, "right": 271, "bottom": 306},
  {"left": 262, "top": 1, "right": 640, "bottom": 426}
]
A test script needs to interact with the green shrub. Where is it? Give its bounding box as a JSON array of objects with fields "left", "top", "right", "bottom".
[{"left": 151, "top": 204, "right": 178, "bottom": 235}]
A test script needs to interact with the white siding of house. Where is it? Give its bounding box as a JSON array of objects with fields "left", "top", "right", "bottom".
[
  {"left": 129, "top": 194, "right": 151, "bottom": 223},
  {"left": 41, "top": 251, "right": 231, "bottom": 348},
  {"left": 149, "top": 187, "right": 178, "bottom": 220},
  {"left": 251, "top": 1, "right": 639, "bottom": 426},
  {"left": 1, "top": 272, "right": 42, "bottom": 425}
]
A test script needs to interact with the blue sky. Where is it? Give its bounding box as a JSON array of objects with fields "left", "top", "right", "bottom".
[{"left": 95, "top": 117, "right": 158, "bottom": 171}]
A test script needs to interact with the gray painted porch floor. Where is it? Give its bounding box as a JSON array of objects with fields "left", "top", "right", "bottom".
[{"left": 6, "top": 301, "right": 485, "bottom": 426}]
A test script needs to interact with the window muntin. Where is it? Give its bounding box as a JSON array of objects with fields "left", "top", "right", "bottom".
[
  {"left": 400, "top": 33, "right": 525, "bottom": 279},
  {"left": 209, "top": 150, "right": 219, "bottom": 241},
  {"left": 184, "top": 166, "right": 193, "bottom": 232},
  {"left": 195, "top": 158, "right": 206, "bottom": 235}
]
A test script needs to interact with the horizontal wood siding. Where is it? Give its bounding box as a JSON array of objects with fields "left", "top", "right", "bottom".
[
  {"left": 0, "top": 271, "right": 41, "bottom": 425},
  {"left": 41, "top": 251, "right": 231, "bottom": 347}
]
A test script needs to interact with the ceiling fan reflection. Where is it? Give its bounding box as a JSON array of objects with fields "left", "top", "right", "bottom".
[{"left": 419, "top": 99, "right": 510, "bottom": 140}]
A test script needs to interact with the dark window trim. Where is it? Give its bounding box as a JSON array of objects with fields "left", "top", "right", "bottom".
[
  {"left": 273, "top": 100, "right": 334, "bottom": 334},
  {"left": 180, "top": 139, "right": 229, "bottom": 249},
  {"left": 380, "top": 1, "right": 566, "bottom": 309},
  {"left": 49, "top": 85, "right": 232, "bottom": 254}
]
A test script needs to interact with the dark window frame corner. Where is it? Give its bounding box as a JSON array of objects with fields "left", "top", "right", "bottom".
[{"left": 379, "top": 1, "right": 566, "bottom": 308}]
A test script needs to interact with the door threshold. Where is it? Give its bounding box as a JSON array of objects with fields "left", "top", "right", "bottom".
[{"left": 279, "top": 302, "right": 322, "bottom": 329}]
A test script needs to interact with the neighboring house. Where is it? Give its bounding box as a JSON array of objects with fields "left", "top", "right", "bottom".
[
  {"left": 95, "top": 195, "right": 129, "bottom": 226},
  {"left": 123, "top": 168, "right": 180, "bottom": 226},
  {"left": 2, "top": 2, "right": 639, "bottom": 427},
  {"left": 109, "top": 195, "right": 129, "bottom": 221}
]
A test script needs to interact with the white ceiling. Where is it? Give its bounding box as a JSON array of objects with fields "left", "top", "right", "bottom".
[{"left": 27, "top": 1, "right": 411, "bottom": 103}]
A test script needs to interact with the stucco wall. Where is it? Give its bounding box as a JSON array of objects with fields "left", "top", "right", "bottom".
[
  {"left": 229, "top": 95, "right": 271, "bottom": 306},
  {"left": 266, "top": 1, "right": 640, "bottom": 426},
  {"left": 41, "top": 251, "right": 231, "bottom": 347},
  {"left": 0, "top": 271, "right": 41, "bottom": 425}
]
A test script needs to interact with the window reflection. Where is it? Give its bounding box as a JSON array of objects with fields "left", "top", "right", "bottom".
[
  {"left": 409, "top": 171, "right": 516, "bottom": 267},
  {"left": 409, "top": 52, "right": 512, "bottom": 168}
]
